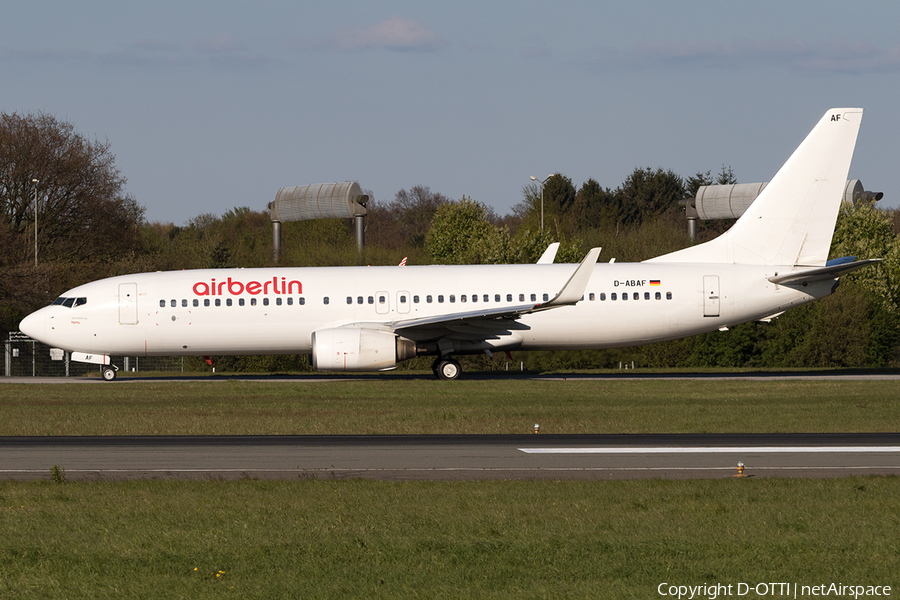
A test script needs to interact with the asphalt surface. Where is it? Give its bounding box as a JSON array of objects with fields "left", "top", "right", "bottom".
[
  {"left": 3, "top": 373, "right": 899, "bottom": 482},
  {"left": 3, "top": 433, "right": 900, "bottom": 482}
]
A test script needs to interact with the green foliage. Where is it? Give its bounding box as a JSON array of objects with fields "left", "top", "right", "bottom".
[
  {"left": 49, "top": 465, "right": 65, "bottom": 484},
  {"left": 426, "top": 196, "right": 509, "bottom": 264},
  {"left": 831, "top": 200, "right": 900, "bottom": 313}
]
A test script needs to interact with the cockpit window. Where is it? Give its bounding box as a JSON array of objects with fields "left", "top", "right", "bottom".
[{"left": 52, "top": 296, "right": 87, "bottom": 308}]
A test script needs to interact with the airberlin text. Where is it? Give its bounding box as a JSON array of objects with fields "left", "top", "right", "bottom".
[
  {"left": 657, "top": 582, "right": 891, "bottom": 599},
  {"left": 192, "top": 277, "right": 302, "bottom": 297}
]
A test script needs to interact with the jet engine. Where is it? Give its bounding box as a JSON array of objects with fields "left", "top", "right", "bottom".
[{"left": 311, "top": 327, "right": 418, "bottom": 372}]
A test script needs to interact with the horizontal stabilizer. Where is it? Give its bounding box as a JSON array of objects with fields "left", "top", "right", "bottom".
[{"left": 767, "top": 259, "right": 881, "bottom": 285}]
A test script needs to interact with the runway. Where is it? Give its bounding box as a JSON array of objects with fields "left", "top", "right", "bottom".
[{"left": 2, "top": 433, "right": 900, "bottom": 482}]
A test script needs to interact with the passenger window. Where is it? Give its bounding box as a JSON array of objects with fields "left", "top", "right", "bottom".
[
  {"left": 379, "top": 295, "right": 386, "bottom": 304},
  {"left": 600, "top": 293, "right": 606, "bottom": 301},
  {"left": 215, "top": 299, "right": 221, "bottom": 307},
  {"left": 494, "top": 294, "right": 500, "bottom": 302},
  {"left": 413, "top": 295, "right": 419, "bottom": 303},
  {"left": 438, "top": 295, "right": 444, "bottom": 303},
  {"left": 666, "top": 292, "right": 672, "bottom": 300},
  {"left": 655, "top": 292, "right": 661, "bottom": 300},
  {"left": 323, "top": 297, "right": 329, "bottom": 305},
  {"left": 357, "top": 296, "right": 363, "bottom": 304},
  {"left": 460, "top": 295, "right": 467, "bottom": 303},
  {"left": 427, "top": 295, "right": 433, "bottom": 303},
  {"left": 276, "top": 298, "right": 282, "bottom": 306},
  {"left": 287, "top": 298, "right": 293, "bottom": 306},
  {"left": 368, "top": 296, "right": 374, "bottom": 304},
  {"left": 346, "top": 296, "right": 353, "bottom": 304},
  {"left": 182, "top": 299, "right": 188, "bottom": 307},
  {"left": 589, "top": 293, "right": 595, "bottom": 301},
  {"left": 622, "top": 293, "right": 628, "bottom": 301},
  {"left": 543, "top": 293, "right": 549, "bottom": 302},
  {"left": 449, "top": 295, "right": 456, "bottom": 303},
  {"left": 507, "top": 294, "right": 512, "bottom": 302},
  {"left": 263, "top": 298, "right": 270, "bottom": 306},
  {"left": 204, "top": 299, "right": 210, "bottom": 307},
  {"left": 159, "top": 299, "right": 165, "bottom": 308},
  {"left": 227, "top": 298, "right": 233, "bottom": 307},
  {"left": 170, "top": 299, "right": 176, "bottom": 308},
  {"left": 193, "top": 299, "right": 199, "bottom": 307},
  {"left": 400, "top": 295, "right": 407, "bottom": 303},
  {"left": 299, "top": 297, "right": 305, "bottom": 305},
  {"left": 644, "top": 292, "right": 650, "bottom": 300},
  {"left": 251, "top": 298, "right": 257, "bottom": 306},
  {"left": 611, "top": 293, "right": 617, "bottom": 301},
  {"left": 239, "top": 298, "right": 245, "bottom": 306},
  {"left": 530, "top": 294, "right": 536, "bottom": 302},
  {"left": 633, "top": 292, "right": 639, "bottom": 300}
]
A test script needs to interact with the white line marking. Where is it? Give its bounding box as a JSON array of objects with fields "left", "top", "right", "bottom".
[{"left": 518, "top": 446, "right": 900, "bottom": 454}]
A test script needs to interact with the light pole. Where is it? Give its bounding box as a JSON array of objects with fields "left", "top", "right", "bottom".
[
  {"left": 529, "top": 174, "right": 552, "bottom": 236},
  {"left": 32, "top": 179, "right": 39, "bottom": 267}
]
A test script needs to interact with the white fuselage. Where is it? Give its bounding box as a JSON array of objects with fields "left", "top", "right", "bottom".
[{"left": 20, "top": 261, "right": 832, "bottom": 358}]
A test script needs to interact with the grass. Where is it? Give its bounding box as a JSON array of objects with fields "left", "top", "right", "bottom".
[
  {"left": 2, "top": 376, "right": 898, "bottom": 597},
  {"left": 1, "top": 477, "right": 898, "bottom": 599},
  {"left": 0, "top": 378, "right": 898, "bottom": 435}
]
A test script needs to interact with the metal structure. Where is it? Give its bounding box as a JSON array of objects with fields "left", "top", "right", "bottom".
[
  {"left": 681, "top": 179, "right": 883, "bottom": 240},
  {"left": 269, "top": 182, "right": 369, "bottom": 263}
]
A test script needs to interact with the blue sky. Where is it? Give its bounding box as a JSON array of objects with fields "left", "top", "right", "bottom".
[{"left": 3, "top": 1, "right": 899, "bottom": 225}]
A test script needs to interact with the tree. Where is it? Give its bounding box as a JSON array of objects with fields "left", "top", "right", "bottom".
[
  {"left": 366, "top": 185, "right": 450, "bottom": 250},
  {"left": 426, "top": 196, "right": 511, "bottom": 264},
  {"left": 0, "top": 112, "right": 145, "bottom": 265},
  {"left": 616, "top": 167, "right": 686, "bottom": 225}
]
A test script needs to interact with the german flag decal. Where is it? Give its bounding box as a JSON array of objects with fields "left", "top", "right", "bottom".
[{"left": 649, "top": 280, "right": 661, "bottom": 286}]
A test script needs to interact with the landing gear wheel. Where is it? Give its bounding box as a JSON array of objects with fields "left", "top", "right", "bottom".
[
  {"left": 101, "top": 366, "right": 117, "bottom": 381},
  {"left": 436, "top": 358, "right": 461, "bottom": 381}
]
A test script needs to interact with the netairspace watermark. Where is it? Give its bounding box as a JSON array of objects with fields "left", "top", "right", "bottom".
[{"left": 658, "top": 583, "right": 892, "bottom": 599}]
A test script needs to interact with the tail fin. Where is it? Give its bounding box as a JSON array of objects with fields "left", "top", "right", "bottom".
[{"left": 650, "top": 108, "right": 863, "bottom": 266}]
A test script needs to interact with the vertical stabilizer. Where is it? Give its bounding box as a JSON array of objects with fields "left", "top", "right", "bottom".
[{"left": 649, "top": 108, "right": 863, "bottom": 266}]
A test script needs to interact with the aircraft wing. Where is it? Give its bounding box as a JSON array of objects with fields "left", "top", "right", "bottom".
[
  {"left": 343, "top": 247, "right": 601, "bottom": 340},
  {"left": 767, "top": 258, "right": 881, "bottom": 285}
]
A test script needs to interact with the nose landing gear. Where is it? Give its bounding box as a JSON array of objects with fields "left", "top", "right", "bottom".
[{"left": 101, "top": 365, "right": 118, "bottom": 381}]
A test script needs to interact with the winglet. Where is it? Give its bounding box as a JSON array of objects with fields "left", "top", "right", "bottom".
[
  {"left": 539, "top": 247, "right": 601, "bottom": 308},
  {"left": 537, "top": 242, "right": 560, "bottom": 264}
]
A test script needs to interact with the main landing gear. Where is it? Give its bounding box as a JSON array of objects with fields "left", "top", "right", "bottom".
[
  {"left": 432, "top": 357, "right": 461, "bottom": 380},
  {"left": 101, "top": 365, "right": 118, "bottom": 381}
]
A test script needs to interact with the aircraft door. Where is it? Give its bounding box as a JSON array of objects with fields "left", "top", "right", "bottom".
[
  {"left": 375, "top": 291, "right": 390, "bottom": 315},
  {"left": 396, "top": 291, "right": 410, "bottom": 314},
  {"left": 118, "top": 283, "right": 139, "bottom": 325},
  {"left": 703, "top": 275, "right": 720, "bottom": 317}
]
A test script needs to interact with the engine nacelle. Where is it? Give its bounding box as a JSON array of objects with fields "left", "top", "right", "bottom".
[{"left": 311, "top": 327, "right": 417, "bottom": 372}]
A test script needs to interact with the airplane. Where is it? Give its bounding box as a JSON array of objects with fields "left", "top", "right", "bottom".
[{"left": 19, "top": 108, "right": 878, "bottom": 381}]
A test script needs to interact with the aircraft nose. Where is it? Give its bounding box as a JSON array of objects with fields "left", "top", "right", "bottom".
[{"left": 18, "top": 309, "right": 46, "bottom": 342}]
